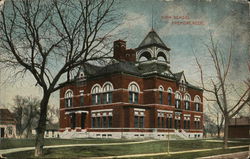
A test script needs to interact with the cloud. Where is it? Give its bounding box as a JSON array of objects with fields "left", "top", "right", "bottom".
[{"left": 111, "top": 11, "right": 149, "bottom": 37}]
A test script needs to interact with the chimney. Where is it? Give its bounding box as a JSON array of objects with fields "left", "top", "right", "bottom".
[{"left": 114, "top": 40, "right": 126, "bottom": 61}]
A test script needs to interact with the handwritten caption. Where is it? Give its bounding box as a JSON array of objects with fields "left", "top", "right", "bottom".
[{"left": 161, "top": 15, "right": 205, "bottom": 25}]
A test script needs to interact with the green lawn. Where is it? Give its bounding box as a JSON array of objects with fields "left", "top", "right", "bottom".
[
  {"left": 4, "top": 139, "right": 250, "bottom": 159},
  {"left": 141, "top": 147, "right": 249, "bottom": 159},
  {"left": 0, "top": 138, "right": 137, "bottom": 149}
]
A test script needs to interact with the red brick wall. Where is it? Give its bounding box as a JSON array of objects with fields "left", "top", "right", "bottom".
[{"left": 59, "top": 73, "right": 203, "bottom": 131}]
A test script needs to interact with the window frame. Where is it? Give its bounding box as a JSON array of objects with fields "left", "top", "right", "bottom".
[
  {"left": 128, "top": 82, "right": 140, "bottom": 104},
  {"left": 65, "top": 90, "right": 73, "bottom": 107},
  {"left": 175, "top": 92, "right": 182, "bottom": 109}
]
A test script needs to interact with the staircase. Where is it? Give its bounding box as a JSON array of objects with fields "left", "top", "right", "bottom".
[
  {"left": 174, "top": 129, "right": 190, "bottom": 140},
  {"left": 60, "top": 130, "right": 88, "bottom": 138}
]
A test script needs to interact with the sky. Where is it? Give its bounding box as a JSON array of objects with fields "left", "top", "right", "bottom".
[{"left": 0, "top": 0, "right": 249, "bottom": 114}]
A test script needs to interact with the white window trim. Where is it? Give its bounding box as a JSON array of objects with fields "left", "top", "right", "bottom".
[
  {"left": 159, "top": 85, "right": 164, "bottom": 91},
  {"left": 194, "top": 95, "right": 201, "bottom": 103},
  {"left": 128, "top": 81, "right": 140, "bottom": 92},
  {"left": 175, "top": 91, "right": 182, "bottom": 100},
  {"left": 91, "top": 84, "right": 102, "bottom": 94},
  {"left": 167, "top": 87, "right": 173, "bottom": 93},
  {"left": 134, "top": 108, "right": 145, "bottom": 112},
  {"left": 157, "top": 110, "right": 173, "bottom": 113},
  {"left": 102, "top": 82, "right": 114, "bottom": 92}
]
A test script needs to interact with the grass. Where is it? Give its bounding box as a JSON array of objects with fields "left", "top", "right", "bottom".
[
  {"left": 4, "top": 139, "right": 250, "bottom": 159},
  {"left": 140, "top": 147, "right": 249, "bottom": 159},
  {"left": 0, "top": 138, "right": 137, "bottom": 149}
]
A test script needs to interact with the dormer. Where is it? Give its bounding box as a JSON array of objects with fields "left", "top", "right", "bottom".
[{"left": 175, "top": 71, "right": 187, "bottom": 92}]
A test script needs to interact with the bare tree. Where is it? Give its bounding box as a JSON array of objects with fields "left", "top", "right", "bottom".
[
  {"left": 0, "top": 0, "right": 118, "bottom": 156},
  {"left": 195, "top": 34, "right": 250, "bottom": 149}
]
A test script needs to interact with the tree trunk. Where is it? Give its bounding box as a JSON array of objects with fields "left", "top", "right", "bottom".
[
  {"left": 223, "top": 115, "right": 229, "bottom": 149},
  {"left": 217, "top": 125, "right": 220, "bottom": 138},
  {"left": 34, "top": 93, "right": 50, "bottom": 157}
]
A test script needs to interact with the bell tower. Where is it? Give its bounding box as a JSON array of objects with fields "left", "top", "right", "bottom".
[{"left": 136, "top": 29, "right": 171, "bottom": 66}]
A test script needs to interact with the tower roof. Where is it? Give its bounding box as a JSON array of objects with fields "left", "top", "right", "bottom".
[{"left": 137, "top": 30, "right": 170, "bottom": 51}]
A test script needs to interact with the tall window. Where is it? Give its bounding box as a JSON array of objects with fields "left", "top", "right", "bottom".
[
  {"left": 167, "top": 87, "right": 172, "bottom": 106},
  {"left": 81, "top": 113, "right": 86, "bottom": 129},
  {"left": 70, "top": 113, "right": 76, "bottom": 129},
  {"left": 184, "top": 94, "right": 191, "bottom": 110},
  {"left": 80, "top": 90, "right": 84, "bottom": 106},
  {"left": 134, "top": 109, "right": 144, "bottom": 128},
  {"left": 175, "top": 92, "right": 182, "bottom": 109},
  {"left": 194, "top": 95, "right": 201, "bottom": 111},
  {"left": 158, "top": 112, "right": 165, "bottom": 128},
  {"left": 91, "top": 111, "right": 113, "bottom": 128},
  {"left": 166, "top": 114, "right": 173, "bottom": 128},
  {"left": 129, "top": 82, "right": 140, "bottom": 104},
  {"left": 174, "top": 119, "right": 181, "bottom": 129},
  {"left": 194, "top": 116, "right": 201, "bottom": 129},
  {"left": 183, "top": 115, "right": 190, "bottom": 129},
  {"left": 91, "top": 84, "right": 101, "bottom": 105},
  {"left": 159, "top": 86, "right": 164, "bottom": 104},
  {"left": 65, "top": 90, "right": 73, "bottom": 107},
  {"left": 102, "top": 82, "right": 113, "bottom": 104}
]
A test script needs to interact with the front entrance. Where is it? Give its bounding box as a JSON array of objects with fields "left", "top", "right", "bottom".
[{"left": 0, "top": 128, "right": 5, "bottom": 138}]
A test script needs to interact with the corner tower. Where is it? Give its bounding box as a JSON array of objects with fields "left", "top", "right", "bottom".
[{"left": 136, "top": 29, "right": 171, "bottom": 66}]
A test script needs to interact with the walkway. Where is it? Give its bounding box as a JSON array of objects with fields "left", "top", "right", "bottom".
[
  {"left": 0, "top": 140, "right": 249, "bottom": 159},
  {"left": 0, "top": 140, "right": 156, "bottom": 155},
  {"left": 197, "top": 151, "right": 250, "bottom": 159}
]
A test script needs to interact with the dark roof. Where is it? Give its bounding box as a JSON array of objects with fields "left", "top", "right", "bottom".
[
  {"left": 137, "top": 30, "right": 170, "bottom": 51},
  {"left": 97, "top": 61, "right": 141, "bottom": 76},
  {"left": 78, "top": 63, "right": 102, "bottom": 77},
  {"left": 174, "top": 71, "right": 184, "bottom": 81},
  {"left": 81, "top": 61, "right": 141, "bottom": 78},
  {"left": 0, "top": 109, "right": 15, "bottom": 123}
]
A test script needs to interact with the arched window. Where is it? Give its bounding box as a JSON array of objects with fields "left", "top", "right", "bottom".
[
  {"left": 157, "top": 52, "right": 167, "bottom": 61},
  {"left": 175, "top": 92, "right": 182, "bottom": 109},
  {"left": 65, "top": 90, "right": 73, "bottom": 107},
  {"left": 91, "top": 84, "right": 101, "bottom": 105},
  {"left": 167, "top": 87, "right": 172, "bottom": 105},
  {"left": 139, "top": 51, "right": 152, "bottom": 62},
  {"left": 102, "top": 82, "right": 114, "bottom": 104},
  {"left": 194, "top": 95, "right": 201, "bottom": 111},
  {"left": 184, "top": 94, "right": 191, "bottom": 110},
  {"left": 159, "top": 86, "right": 164, "bottom": 104},
  {"left": 128, "top": 82, "right": 140, "bottom": 104}
]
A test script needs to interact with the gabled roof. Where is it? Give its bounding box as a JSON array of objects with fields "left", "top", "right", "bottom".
[
  {"left": 174, "top": 71, "right": 187, "bottom": 83},
  {"left": 137, "top": 29, "right": 170, "bottom": 51},
  {"left": 0, "top": 109, "right": 15, "bottom": 123}
]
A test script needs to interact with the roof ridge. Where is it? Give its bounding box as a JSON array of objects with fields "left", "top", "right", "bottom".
[{"left": 137, "top": 30, "right": 169, "bottom": 50}]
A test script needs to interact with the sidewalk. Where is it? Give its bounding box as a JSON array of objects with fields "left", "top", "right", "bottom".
[
  {"left": 0, "top": 141, "right": 249, "bottom": 159},
  {"left": 197, "top": 151, "right": 250, "bottom": 159}
]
